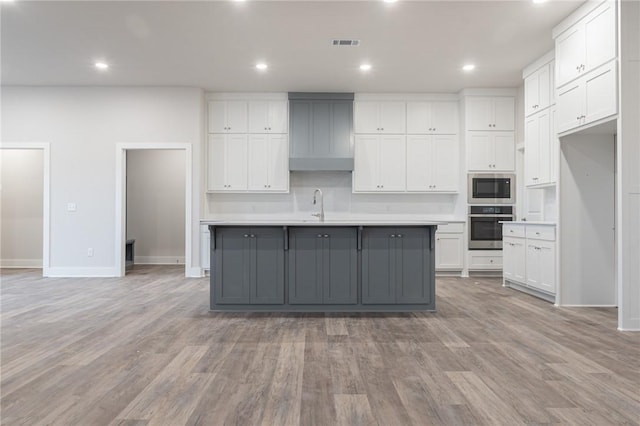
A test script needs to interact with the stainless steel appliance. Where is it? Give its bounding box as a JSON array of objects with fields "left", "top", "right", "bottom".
[
  {"left": 468, "top": 205, "right": 514, "bottom": 250},
  {"left": 468, "top": 173, "right": 515, "bottom": 204}
]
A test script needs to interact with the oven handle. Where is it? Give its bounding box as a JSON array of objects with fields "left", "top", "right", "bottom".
[{"left": 468, "top": 214, "right": 515, "bottom": 218}]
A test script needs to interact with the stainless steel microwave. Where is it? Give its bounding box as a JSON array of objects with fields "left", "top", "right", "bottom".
[{"left": 468, "top": 173, "right": 515, "bottom": 204}]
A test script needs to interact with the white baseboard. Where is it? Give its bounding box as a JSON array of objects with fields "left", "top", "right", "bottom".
[
  {"left": 46, "top": 267, "right": 118, "bottom": 277},
  {"left": 188, "top": 267, "right": 205, "bottom": 278},
  {"left": 0, "top": 259, "right": 43, "bottom": 268},
  {"left": 559, "top": 304, "right": 618, "bottom": 308},
  {"left": 135, "top": 256, "right": 185, "bottom": 265}
]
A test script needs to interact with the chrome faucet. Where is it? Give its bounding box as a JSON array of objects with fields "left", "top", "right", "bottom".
[{"left": 312, "top": 188, "right": 325, "bottom": 222}]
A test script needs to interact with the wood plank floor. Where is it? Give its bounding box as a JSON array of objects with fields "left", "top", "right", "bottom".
[{"left": 1, "top": 265, "right": 639, "bottom": 425}]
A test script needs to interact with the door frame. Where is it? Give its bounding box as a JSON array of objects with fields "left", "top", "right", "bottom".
[
  {"left": 115, "top": 143, "right": 192, "bottom": 277},
  {"left": 0, "top": 142, "right": 51, "bottom": 275}
]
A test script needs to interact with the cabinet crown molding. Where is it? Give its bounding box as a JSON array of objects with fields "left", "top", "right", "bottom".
[
  {"left": 206, "top": 92, "right": 288, "bottom": 101},
  {"left": 458, "top": 88, "right": 518, "bottom": 97},
  {"left": 522, "top": 50, "right": 555, "bottom": 79}
]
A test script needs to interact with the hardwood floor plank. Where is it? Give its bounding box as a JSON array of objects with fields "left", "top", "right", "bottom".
[{"left": 333, "top": 394, "right": 376, "bottom": 426}]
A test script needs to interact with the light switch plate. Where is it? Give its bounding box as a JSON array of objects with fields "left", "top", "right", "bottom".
[{"left": 67, "top": 202, "right": 77, "bottom": 212}]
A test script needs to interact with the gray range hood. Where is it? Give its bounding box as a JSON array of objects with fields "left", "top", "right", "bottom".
[{"left": 288, "top": 92, "right": 354, "bottom": 171}]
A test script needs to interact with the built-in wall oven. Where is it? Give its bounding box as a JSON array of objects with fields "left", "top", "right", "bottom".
[
  {"left": 468, "top": 205, "right": 514, "bottom": 250},
  {"left": 468, "top": 173, "right": 515, "bottom": 204}
]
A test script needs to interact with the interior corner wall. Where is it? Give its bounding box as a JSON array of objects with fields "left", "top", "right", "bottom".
[
  {"left": 126, "top": 149, "right": 185, "bottom": 265},
  {"left": 1, "top": 87, "right": 203, "bottom": 276},
  {"left": 0, "top": 149, "right": 44, "bottom": 267},
  {"left": 617, "top": 0, "right": 640, "bottom": 330},
  {"left": 559, "top": 133, "right": 616, "bottom": 306}
]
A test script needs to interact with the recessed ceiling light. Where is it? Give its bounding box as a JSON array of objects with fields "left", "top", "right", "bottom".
[
  {"left": 532, "top": 0, "right": 548, "bottom": 3},
  {"left": 360, "top": 64, "right": 372, "bottom": 71},
  {"left": 384, "top": 0, "right": 398, "bottom": 3},
  {"left": 94, "top": 62, "right": 109, "bottom": 70},
  {"left": 256, "top": 63, "right": 268, "bottom": 70},
  {"left": 462, "top": 64, "right": 476, "bottom": 72}
]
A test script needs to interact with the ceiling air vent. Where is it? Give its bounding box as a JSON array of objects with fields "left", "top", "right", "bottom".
[{"left": 331, "top": 39, "right": 360, "bottom": 47}]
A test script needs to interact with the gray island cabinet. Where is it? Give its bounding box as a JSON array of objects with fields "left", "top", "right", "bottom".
[{"left": 206, "top": 221, "right": 439, "bottom": 312}]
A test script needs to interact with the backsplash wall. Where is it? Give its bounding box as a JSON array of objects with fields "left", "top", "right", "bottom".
[{"left": 205, "top": 171, "right": 466, "bottom": 220}]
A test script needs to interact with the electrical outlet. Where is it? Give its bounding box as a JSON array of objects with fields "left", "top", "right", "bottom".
[{"left": 87, "top": 248, "right": 94, "bottom": 257}]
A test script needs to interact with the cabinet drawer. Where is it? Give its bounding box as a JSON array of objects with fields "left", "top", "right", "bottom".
[
  {"left": 468, "top": 252, "right": 503, "bottom": 270},
  {"left": 436, "top": 223, "right": 464, "bottom": 234},
  {"left": 526, "top": 225, "right": 556, "bottom": 241},
  {"left": 503, "top": 225, "right": 525, "bottom": 238}
]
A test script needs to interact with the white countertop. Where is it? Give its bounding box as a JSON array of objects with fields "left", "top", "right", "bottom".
[
  {"left": 502, "top": 221, "right": 557, "bottom": 226},
  {"left": 201, "top": 219, "right": 447, "bottom": 226}
]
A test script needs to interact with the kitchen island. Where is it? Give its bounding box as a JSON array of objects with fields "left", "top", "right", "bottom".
[{"left": 202, "top": 220, "right": 443, "bottom": 312}]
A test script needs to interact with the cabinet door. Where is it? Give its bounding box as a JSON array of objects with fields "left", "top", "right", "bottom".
[
  {"left": 354, "top": 102, "right": 380, "bottom": 133},
  {"left": 208, "top": 101, "right": 228, "bottom": 133},
  {"left": 431, "top": 102, "right": 458, "bottom": 134},
  {"left": 379, "top": 102, "right": 406, "bottom": 134},
  {"left": 288, "top": 228, "right": 323, "bottom": 304},
  {"left": 492, "top": 132, "right": 515, "bottom": 171},
  {"left": 379, "top": 135, "right": 406, "bottom": 192},
  {"left": 431, "top": 135, "right": 459, "bottom": 191},
  {"left": 584, "top": 1, "right": 616, "bottom": 74},
  {"left": 556, "top": 25, "right": 585, "bottom": 87},
  {"left": 247, "top": 134, "right": 269, "bottom": 190},
  {"left": 225, "top": 101, "right": 248, "bottom": 133},
  {"left": 225, "top": 134, "right": 248, "bottom": 191},
  {"left": 406, "top": 102, "right": 431, "bottom": 134},
  {"left": 395, "top": 228, "right": 431, "bottom": 304},
  {"left": 493, "top": 98, "right": 515, "bottom": 131},
  {"left": 537, "top": 65, "right": 551, "bottom": 111},
  {"left": 214, "top": 228, "right": 251, "bottom": 304},
  {"left": 503, "top": 237, "right": 525, "bottom": 283},
  {"left": 248, "top": 101, "right": 270, "bottom": 133},
  {"left": 549, "top": 107, "right": 558, "bottom": 183},
  {"left": 537, "top": 240, "right": 556, "bottom": 294},
  {"left": 322, "top": 228, "right": 358, "bottom": 304},
  {"left": 525, "top": 116, "right": 540, "bottom": 186},
  {"left": 556, "top": 80, "right": 584, "bottom": 133},
  {"left": 268, "top": 101, "right": 289, "bottom": 133},
  {"left": 584, "top": 61, "right": 617, "bottom": 125},
  {"left": 435, "top": 233, "right": 463, "bottom": 270},
  {"left": 525, "top": 241, "right": 542, "bottom": 290},
  {"left": 466, "top": 132, "right": 493, "bottom": 171},
  {"left": 406, "top": 136, "right": 430, "bottom": 191},
  {"left": 525, "top": 69, "right": 541, "bottom": 117},
  {"left": 362, "top": 228, "right": 396, "bottom": 304},
  {"left": 537, "top": 111, "right": 551, "bottom": 184},
  {"left": 207, "top": 134, "right": 226, "bottom": 191},
  {"left": 267, "top": 135, "right": 289, "bottom": 191},
  {"left": 353, "top": 135, "right": 380, "bottom": 191},
  {"left": 251, "top": 228, "right": 285, "bottom": 304},
  {"left": 466, "top": 97, "right": 493, "bottom": 130}
]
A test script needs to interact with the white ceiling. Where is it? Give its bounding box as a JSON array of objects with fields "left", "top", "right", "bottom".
[{"left": 1, "top": 0, "right": 584, "bottom": 93}]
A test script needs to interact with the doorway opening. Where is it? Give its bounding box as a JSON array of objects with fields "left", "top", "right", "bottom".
[
  {"left": 115, "top": 144, "right": 192, "bottom": 277},
  {"left": 0, "top": 143, "right": 50, "bottom": 275}
]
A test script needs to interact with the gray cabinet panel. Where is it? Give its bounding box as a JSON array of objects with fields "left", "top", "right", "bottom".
[
  {"left": 288, "top": 228, "right": 323, "bottom": 304},
  {"left": 252, "top": 228, "right": 285, "bottom": 304},
  {"left": 395, "top": 228, "right": 431, "bottom": 304},
  {"left": 215, "top": 228, "right": 251, "bottom": 304},
  {"left": 214, "top": 227, "right": 284, "bottom": 305},
  {"left": 362, "top": 228, "right": 396, "bottom": 304},
  {"left": 323, "top": 227, "right": 358, "bottom": 304},
  {"left": 290, "top": 101, "right": 312, "bottom": 157},
  {"left": 288, "top": 227, "right": 357, "bottom": 305}
]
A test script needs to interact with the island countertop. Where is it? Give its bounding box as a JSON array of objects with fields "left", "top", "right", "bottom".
[{"left": 200, "top": 219, "right": 448, "bottom": 227}]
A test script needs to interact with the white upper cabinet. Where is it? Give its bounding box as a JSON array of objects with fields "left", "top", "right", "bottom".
[
  {"left": 406, "top": 135, "right": 459, "bottom": 192},
  {"left": 247, "top": 134, "right": 289, "bottom": 192},
  {"left": 207, "top": 133, "right": 248, "bottom": 192},
  {"left": 353, "top": 135, "right": 406, "bottom": 192},
  {"left": 248, "top": 101, "right": 288, "bottom": 134},
  {"left": 555, "top": 0, "right": 616, "bottom": 88},
  {"left": 208, "top": 101, "right": 248, "bottom": 133},
  {"left": 556, "top": 60, "right": 617, "bottom": 134},
  {"left": 524, "top": 63, "right": 552, "bottom": 117},
  {"left": 465, "top": 97, "right": 515, "bottom": 131},
  {"left": 466, "top": 131, "right": 515, "bottom": 172},
  {"left": 354, "top": 101, "right": 406, "bottom": 134},
  {"left": 406, "top": 101, "right": 459, "bottom": 134},
  {"left": 525, "top": 109, "right": 555, "bottom": 187}
]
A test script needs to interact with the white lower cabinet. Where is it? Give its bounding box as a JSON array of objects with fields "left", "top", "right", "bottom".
[
  {"left": 353, "top": 134, "right": 406, "bottom": 192},
  {"left": 247, "top": 134, "right": 289, "bottom": 192},
  {"left": 435, "top": 223, "right": 464, "bottom": 271},
  {"left": 503, "top": 223, "right": 556, "bottom": 301},
  {"left": 468, "top": 251, "right": 503, "bottom": 271},
  {"left": 407, "top": 135, "right": 459, "bottom": 192}
]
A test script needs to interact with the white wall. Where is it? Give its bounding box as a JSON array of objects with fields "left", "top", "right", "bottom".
[
  {"left": 206, "top": 171, "right": 465, "bottom": 221},
  {"left": 126, "top": 149, "right": 185, "bottom": 265},
  {"left": 1, "top": 87, "right": 203, "bottom": 276},
  {"left": 0, "top": 149, "right": 43, "bottom": 267}
]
